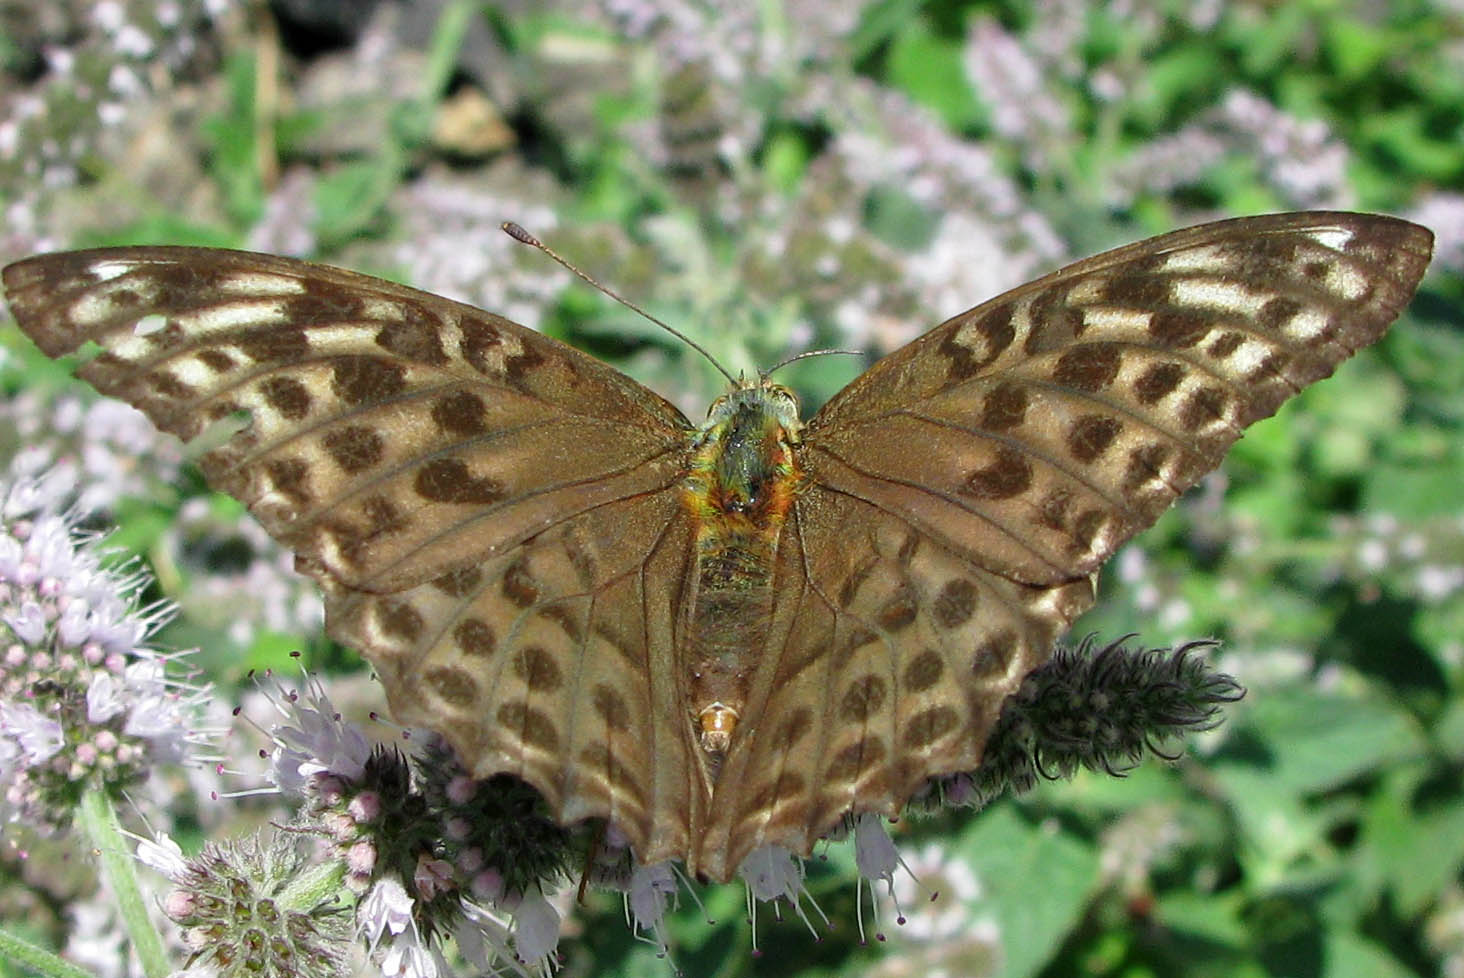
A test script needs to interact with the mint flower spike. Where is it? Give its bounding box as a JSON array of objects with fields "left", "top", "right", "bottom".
[
  {"left": 921, "top": 637, "right": 1246, "bottom": 812},
  {"left": 0, "top": 474, "right": 213, "bottom": 829}
]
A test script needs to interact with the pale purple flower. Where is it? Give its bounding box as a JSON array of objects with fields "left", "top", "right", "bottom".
[
  {"left": 360, "top": 875, "right": 415, "bottom": 948},
  {"left": 265, "top": 675, "right": 371, "bottom": 792},
  {"left": 738, "top": 844, "right": 828, "bottom": 941},
  {"left": 510, "top": 888, "right": 561, "bottom": 974},
  {"left": 627, "top": 861, "right": 678, "bottom": 948},
  {"left": 85, "top": 670, "right": 127, "bottom": 723},
  {"left": 380, "top": 922, "right": 438, "bottom": 978},
  {"left": 134, "top": 828, "right": 189, "bottom": 879},
  {"left": 0, "top": 700, "right": 64, "bottom": 764}
]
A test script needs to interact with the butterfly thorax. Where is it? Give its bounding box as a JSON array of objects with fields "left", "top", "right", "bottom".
[{"left": 681, "top": 382, "right": 804, "bottom": 789}]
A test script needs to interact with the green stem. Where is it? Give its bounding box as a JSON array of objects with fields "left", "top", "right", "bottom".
[
  {"left": 77, "top": 787, "right": 171, "bottom": 978},
  {"left": 0, "top": 928, "right": 98, "bottom": 978}
]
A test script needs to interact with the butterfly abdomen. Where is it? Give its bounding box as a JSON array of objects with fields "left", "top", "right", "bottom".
[{"left": 682, "top": 386, "right": 803, "bottom": 776}]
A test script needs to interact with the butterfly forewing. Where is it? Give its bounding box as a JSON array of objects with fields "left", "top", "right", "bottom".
[
  {"left": 3, "top": 248, "right": 691, "bottom": 593},
  {"left": 804, "top": 213, "right": 1433, "bottom": 584},
  {"left": 2, "top": 212, "right": 1432, "bottom": 883}
]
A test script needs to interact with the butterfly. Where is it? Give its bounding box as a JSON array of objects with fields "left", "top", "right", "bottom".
[{"left": 2, "top": 211, "right": 1432, "bottom": 882}]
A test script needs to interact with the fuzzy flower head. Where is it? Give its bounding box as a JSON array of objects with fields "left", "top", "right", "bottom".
[
  {"left": 152, "top": 829, "right": 354, "bottom": 978},
  {"left": 0, "top": 477, "right": 212, "bottom": 828},
  {"left": 251, "top": 682, "right": 568, "bottom": 975}
]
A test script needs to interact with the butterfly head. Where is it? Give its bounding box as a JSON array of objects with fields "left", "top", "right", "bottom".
[{"left": 705, "top": 376, "right": 803, "bottom": 441}]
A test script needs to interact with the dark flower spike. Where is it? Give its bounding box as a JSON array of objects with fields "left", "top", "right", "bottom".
[{"left": 914, "top": 637, "right": 1246, "bottom": 813}]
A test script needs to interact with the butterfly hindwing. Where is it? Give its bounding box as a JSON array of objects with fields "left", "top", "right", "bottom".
[
  {"left": 326, "top": 488, "right": 703, "bottom": 867},
  {"left": 698, "top": 482, "right": 1095, "bottom": 880}
]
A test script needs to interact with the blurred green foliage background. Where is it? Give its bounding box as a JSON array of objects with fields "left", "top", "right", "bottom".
[{"left": 2, "top": 1, "right": 1462, "bottom": 976}]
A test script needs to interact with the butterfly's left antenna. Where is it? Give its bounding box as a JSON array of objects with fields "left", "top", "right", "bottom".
[{"left": 501, "top": 222, "right": 738, "bottom": 387}]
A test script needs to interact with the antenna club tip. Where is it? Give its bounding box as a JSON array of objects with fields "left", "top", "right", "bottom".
[{"left": 502, "top": 221, "right": 540, "bottom": 246}]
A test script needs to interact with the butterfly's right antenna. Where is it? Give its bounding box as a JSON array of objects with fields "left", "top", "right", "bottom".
[
  {"left": 765, "top": 347, "right": 864, "bottom": 378},
  {"left": 502, "top": 222, "right": 738, "bottom": 387}
]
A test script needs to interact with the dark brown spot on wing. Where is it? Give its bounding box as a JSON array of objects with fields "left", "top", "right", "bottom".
[
  {"left": 376, "top": 308, "right": 447, "bottom": 364},
  {"left": 1180, "top": 387, "right": 1229, "bottom": 430},
  {"left": 431, "top": 391, "right": 489, "bottom": 436},
  {"left": 824, "top": 738, "right": 887, "bottom": 784},
  {"left": 260, "top": 376, "right": 312, "bottom": 420},
  {"left": 840, "top": 675, "right": 887, "bottom": 722},
  {"left": 497, "top": 702, "right": 558, "bottom": 751},
  {"left": 972, "top": 630, "right": 1017, "bottom": 678},
  {"left": 198, "top": 350, "right": 237, "bottom": 373},
  {"left": 323, "top": 425, "right": 385, "bottom": 474},
  {"left": 932, "top": 578, "right": 977, "bottom": 629},
  {"left": 963, "top": 447, "right": 1032, "bottom": 499},
  {"left": 1054, "top": 343, "right": 1122, "bottom": 391},
  {"left": 454, "top": 618, "right": 496, "bottom": 657},
  {"left": 502, "top": 558, "right": 540, "bottom": 608},
  {"left": 903, "top": 649, "right": 944, "bottom": 692},
  {"left": 591, "top": 685, "right": 631, "bottom": 732},
  {"left": 1135, "top": 362, "right": 1184, "bottom": 404},
  {"left": 426, "top": 666, "right": 477, "bottom": 708},
  {"left": 940, "top": 302, "right": 1015, "bottom": 381},
  {"left": 512, "top": 646, "right": 563, "bottom": 693},
  {"left": 431, "top": 566, "right": 484, "bottom": 598},
  {"left": 1067, "top": 415, "right": 1122, "bottom": 463},
  {"left": 265, "top": 457, "right": 312, "bottom": 503},
  {"left": 332, "top": 355, "right": 407, "bottom": 404},
  {"left": 377, "top": 599, "right": 425, "bottom": 641},
  {"left": 414, "top": 458, "right": 506, "bottom": 504},
  {"left": 902, "top": 705, "right": 959, "bottom": 749},
  {"left": 459, "top": 317, "right": 503, "bottom": 375},
  {"left": 979, "top": 382, "right": 1028, "bottom": 431},
  {"left": 237, "top": 326, "right": 309, "bottom": 364}
]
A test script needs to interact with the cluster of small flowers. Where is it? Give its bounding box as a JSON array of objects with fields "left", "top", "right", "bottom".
[
  {"left": 0, "top": 0, "right": 236, "bottom": 220},
  {"left": 387, "top": 178, "right": 569, "bottom": 330},
  {"left": 1112, "top": 86, "right": 1354, "bottom": 210},
  {"left": 1346, "top": 512, "right": 1464, "bottom": 604},
  {"left": 147, "top": 670, "right": 933, "bottom": 976},
  {"left": 1408, "top": 191, "right": 1464, "bottom": 274},
  {"left": 0, "top": 387, "right": 184, "bottom": 517},
  {"left": 0, "top": 477, "right": 210, "bottom": 829}
]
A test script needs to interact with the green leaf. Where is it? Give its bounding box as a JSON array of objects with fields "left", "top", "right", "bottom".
[
  {"left": 1357, "top": 765, "right": 1464, "bottom": 918},
  {"left": 1222, "top": 689, "right": 1425, "bottom": 797},
  {"left": 885, "top": 19, "right": 982, "bottom": 131},
  {"left": 1322, "top": 930, "right": 1416, "bottom": 978},
  {"left": 955, "top": 804, "right": 1100, "bottom": 978},
  {"left": 1322, "top": 17, "right": 1392, "bottom": 81},
  {"left": 312, "top": 157, "right": 400, "bottom": 248},
  {"left": 201, "top": 52, "right": 266, "bottom": 228}
]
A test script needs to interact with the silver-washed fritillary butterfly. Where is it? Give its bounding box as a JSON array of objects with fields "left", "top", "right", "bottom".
[{"left": 3, "top": 211, "right": 1432, "bottom": 881}]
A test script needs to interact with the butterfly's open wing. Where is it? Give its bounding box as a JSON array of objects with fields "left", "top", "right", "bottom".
[
  {"left": 3, "top": 248, "right": 691, "bottom": 592},
  {"left": 698, "top": 213, "right": 1432, "bottom": 876},
  {"left": 807, "top": 213, "right": 1433, "bottom": 587},
  {"left": 4, "top": 247, "right": 704, "bottom": 862}
]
